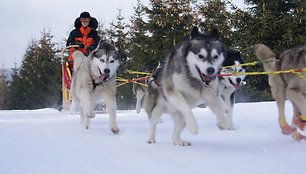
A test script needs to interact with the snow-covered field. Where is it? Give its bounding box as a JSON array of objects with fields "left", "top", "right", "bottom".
[{"left": 0, "top": 101, "right": 305, "bottom": 174}]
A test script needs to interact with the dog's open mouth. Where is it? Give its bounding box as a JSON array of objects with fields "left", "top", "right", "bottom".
[
  {"left": 195, "top": 66, "right": 215, "bottom": 86},
  {"left": 99, "top": 74, "right": 110, "bottom": 82},
  {"left": 97, "top": 68, "right": 110, "bottom": 82},
  {"left": 233, "top": 83, "right": 241, "bottom": 89}
]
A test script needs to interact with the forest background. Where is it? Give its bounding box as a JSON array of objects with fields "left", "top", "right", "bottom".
[{"left": 0, "top": 0, "right": 305, "bottom": 110}]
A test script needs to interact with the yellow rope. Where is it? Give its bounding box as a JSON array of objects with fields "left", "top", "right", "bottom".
[
  {"left": 116, "top": 77, "right": 148, "bottom": 87},
  {"left": 223, "top": 61, "right": 259, "bottom": 69},
  {"left": 223, "top": 68, "right": 306, "bottom": 83},
  {"left": 127, "top": 70, "right": 152, "bottom": 76}
]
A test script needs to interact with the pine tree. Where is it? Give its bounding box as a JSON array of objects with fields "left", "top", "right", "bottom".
[
  {"left": 144, "top": 0, "right": 197, "bottom": 65},
  {"left": 197, "top": 0, "right": 234, "bottom": 47},
  {"left": 127, "top": 0, "right": 151, "bottom": 70},
  {"left": 230, "top": 0, "right": 306, "bottom": 102},
  {"left": 0, "top": 65, "right": 9, "bottom": 109},
  {"left": 8, "top": 30, "right": 61, "bottom": 109},
  {"left": 108, "top": 9, "right": 135, "bottom": 109}
]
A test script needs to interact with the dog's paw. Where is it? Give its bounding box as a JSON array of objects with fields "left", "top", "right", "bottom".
[
  {"left": 111, "top": 127, "right": 120, "bottom": 134},
  {"left": 86, "top": 113, "right": 95, "bottom": 118},
  {"left": 291, "top": 131, "right": 306, "bottom": 141},
  {"left": 293, "top": 115, "right": 306, "bottom": 131},
  {"left": 83, "top": 117, "right": 90, "bottom": 129},
  {"left": 147, "top": 139, "right": 156, "bottom": 144},
  {"left": 217, "top": 122, "right": 226, "bottom": 130},
  {"left": 281, "top": 124, "right": 296, "bottom": 135},
  {"left": 173, "top": 139, "right": 192, "bottom": 146}
]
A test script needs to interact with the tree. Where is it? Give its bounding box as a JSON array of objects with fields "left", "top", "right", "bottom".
[
  {"left": 8, "top": 30, "right": 61, "bottom": 109},
  {"left": 197, "top": 0, "right": 234, "bottom": 47},
  {"left": 0, "top": 65, "right": 9, "bottom": 109},
  {"left": 144, "top": 0, "right": 197, "bottom": 66},
  {"left": 230, "top": 0, "right": 306, "bottom": 102},
  {"left": 126, "top": 0, "right": 151, "bottom": 70}
]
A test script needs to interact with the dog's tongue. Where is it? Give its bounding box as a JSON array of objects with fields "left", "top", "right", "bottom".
[
  {"left": 234, "top": 84, "right": 241, "bottom": 89},
  {"left": 99, "top": 74, "right": 109, "bottom": 81},
  {"left": 203, "top": 75, "right": 212, "bottom": 85}
]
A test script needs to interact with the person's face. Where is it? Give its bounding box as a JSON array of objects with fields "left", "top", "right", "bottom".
[{"left": 80, "top": 18, "right": 90, "bottom": 27}]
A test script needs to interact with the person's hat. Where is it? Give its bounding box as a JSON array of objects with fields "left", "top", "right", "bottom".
[{"left": 80, "top": 11, "right": 91, "bottom": 18}]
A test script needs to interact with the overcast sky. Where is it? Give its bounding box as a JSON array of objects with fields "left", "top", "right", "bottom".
[{"left": 0, "top": 0, "right": 244, "bottom": 69}]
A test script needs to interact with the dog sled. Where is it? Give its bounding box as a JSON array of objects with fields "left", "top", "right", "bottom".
[{"left": 60, "top": 45, "right": 79, "bottom": 111}]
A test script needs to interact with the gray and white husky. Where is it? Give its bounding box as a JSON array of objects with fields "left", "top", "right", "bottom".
[
  {"left": 144, "top": 27, "right": 229, "bottom": 146},
  {"left": 71, "top": 41, "right": 120, "bottom": 133},
  {"left": 219, "top": 50, "right": 246, "bottom": 129}
]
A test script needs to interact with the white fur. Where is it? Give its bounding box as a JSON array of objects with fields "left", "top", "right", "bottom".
[{"left": 70, "top": 49, "right": 120, "bottom": 133}]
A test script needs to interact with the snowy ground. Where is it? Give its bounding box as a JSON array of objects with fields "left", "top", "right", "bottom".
[{"left": 0, "top": 101, "right": 305, "bottom": 174}]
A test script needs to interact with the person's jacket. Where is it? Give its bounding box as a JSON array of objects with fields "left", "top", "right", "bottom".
[{"left": 66, "top": 17, "right": 100, "bottom": 60}]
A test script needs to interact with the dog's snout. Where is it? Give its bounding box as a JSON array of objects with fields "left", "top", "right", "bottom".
[
  {"left": 206, "top": 67, "right": 215, "bottom": 75},
  {"left": 236, "top": 78, "right": 241, "bottom": 84},
  {"left": 104, "top": 68, "right": 110, "bottom": 74}
]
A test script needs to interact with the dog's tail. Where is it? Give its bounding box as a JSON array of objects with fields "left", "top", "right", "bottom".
[
  {"left": 251, "top": 44, "right": 275, "bottom": 61},
  {"left": 72, "top": 50, "right": 85, "bottom": 71}
]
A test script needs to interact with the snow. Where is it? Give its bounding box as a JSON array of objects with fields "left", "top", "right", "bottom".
[{"left": 0, "top": 101, "right": 305, "bottom": 174}]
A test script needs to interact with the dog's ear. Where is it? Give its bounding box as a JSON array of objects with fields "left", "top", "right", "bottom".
[
  {"left": 210, "top": 27, "right": 219, "bottom": 40},
  {"left": 190, "top": 26, "right": 200, "bottom": 38}
]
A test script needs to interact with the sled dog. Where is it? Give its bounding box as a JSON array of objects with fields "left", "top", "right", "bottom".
[
  {"left": 144, "top": 27, "right": 229, "bottom": 146},
  {"left": 132, "top": 66, "right": 156, "bottom": 113},
  {"left": 252, "top": 43, "right": 306, "bottom": 140},
  {"left": 219, "top": 50, "right": 246, "bottom": 129},
  {"left": 71, "top": 41, "right": 120, "bottom": 133}
]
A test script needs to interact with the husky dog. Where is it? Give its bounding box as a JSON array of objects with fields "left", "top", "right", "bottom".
[
  {"left": 252, "top": 43, "right": 306, "bottom": 140},
  {"left": 71, "top": 41, "right": 120, "bottom": 133},
  {"left": 219, "top": 50, "right": 246, "bottom": 129},
  {"left": 144, "top": 27, "right": 229, "bottom": 146},
  {"left": 132, "top": 66, "right": 155, "bottom": 113}
]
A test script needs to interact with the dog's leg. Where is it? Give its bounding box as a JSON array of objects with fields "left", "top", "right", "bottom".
[
  {"left": 287, "top": 88, "right": 306, "bottom": 131},
  {"left": 165, "top": 91, "right": 198, "bottom": 135},
  {"left": 79, "top": 90, "right": 95, "bottom": 119},
  {"left": 105, "top": 94, "right": 120, "bottom": 134},
  {"left": 79, "top": 107, "right": 84, "bottom": 124},
  {"left": 147, "top": 102, "right": 164, "bottom": 144},
  {"left": 205, "top": 94, "right": 228, "bottom": 129},
  {"left": 83, "top": 117, "right": 90, "bottom": 129},
  {"left": 270, "top": 81, "right": 296, "bottom": 135},
  {"left": 79, "top": 107, "right": 90, "bottom": 129},
  {"left": 222, "top": 89, "right": 235, "bottom": 130},
  {"left": 171, "top": 112, "right": 191, "bottom": 146},
  {"left": 78, "top": 90, "right": 95, "bottom": 129},
  {"left": 136, "top": 88, "right": 145, "bottom": 113}
]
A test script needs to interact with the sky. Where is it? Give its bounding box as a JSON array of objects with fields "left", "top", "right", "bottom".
[
  {"left": 0, "top": 101, "right": 305, "bottom": 174},
  {"left": 0, "top": 0, "right": 245, "bottom": 69}
]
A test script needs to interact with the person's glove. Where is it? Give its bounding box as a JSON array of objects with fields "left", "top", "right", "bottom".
[
  {"left": 87, "top": 46, "right": 94, "bottom": 52},
  {"left": 78, "top": 43, "right": 85, "bottom": 48}
]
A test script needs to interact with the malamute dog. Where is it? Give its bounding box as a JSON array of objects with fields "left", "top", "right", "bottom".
[
  {"left": 144, "top": 27, "right": 229, "bottom": 146},
  {"left": 219, "top": 50, "right": 246, "bottom": 129},
  {"left": 252, "top": 43, "right": 306, "bottom": 140},
  {"left": 71, "top": 41, "right": 120, "bottom": 133}
]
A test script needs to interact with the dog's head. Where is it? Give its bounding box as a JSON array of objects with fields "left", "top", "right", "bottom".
[
  {"left": 89, "top": 42, "right": 120, "bottom": 82},
  {"left": 220, "top": 50, "right": 246, "bottom": 89},
  {"left": 186, "top": 26, "right": 226, "bottom": 86}
]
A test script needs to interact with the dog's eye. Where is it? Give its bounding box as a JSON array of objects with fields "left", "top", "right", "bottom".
[
  {"left": 198, "top": 55, "right": 204, "bottom": 59},
  {"left": 223, "top": 69, "right": 230, "bottom": 73},
  {"left": 110, "top": 60, "right": 114, "bottom": 63},
  {"left": 100, "top": 59, "right": 105, "bottom": 63},
  {"left": 213, "top": 55, "right": 218, "bottom": 59}
]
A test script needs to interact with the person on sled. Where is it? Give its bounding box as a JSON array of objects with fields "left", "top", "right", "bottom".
[{"left": 66, "top": 11, "right": 101, "bottom": 71}]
